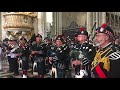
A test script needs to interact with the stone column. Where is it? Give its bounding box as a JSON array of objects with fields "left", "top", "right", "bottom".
[
  {"left": 91, "top": 12, "right": 96, "bottom": 38},
  {"left": 37, "top": 12, "right": 46, "bottom": 39},
  {"left": 118, "top": 13, "right": 120, "bottom": 28},
  {"left": 96, "top": 12, "right": 99, "bottom": 28},
  {"left": 86, "top": 12, "right": 92, "bottom": 34},
  {"left": 0, "top": 12, "right": 1, "bottom": 40},
  {"left": 117, "top": 12, "right": 119, "bottom": 28},
  {"left": 53, "top": 12, "right": 62, "bottom": 36},
  {"left": 102, "top": 12, "right": 106, "bottom": 24},
  {"left": 93, "top": 12, "right": 96, "bottom": 25},
  {"left": 58, "top": 12, "right": 62, "bottom": 35},
  {"left": 1, "top": 12, "right": 6, "bottom": 40},
  {"left": 33, "top": 12, "right": 38, "bottom": 36},
  {"left": 98, "top": 12, "right": 101, "bottom": 26}
]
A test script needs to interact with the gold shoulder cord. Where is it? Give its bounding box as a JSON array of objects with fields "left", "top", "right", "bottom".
[{"left": 91, "top": 47, "right": 112, "bottom": 71}]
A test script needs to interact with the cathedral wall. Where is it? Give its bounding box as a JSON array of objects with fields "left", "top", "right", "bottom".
[{"left": 62, "top": 12, "right": 87, "bottom": 29}]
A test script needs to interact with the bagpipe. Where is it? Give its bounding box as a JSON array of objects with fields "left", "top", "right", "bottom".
[
  {"left": 73, "top": 44, "right": 91, "bottom": 78},
  {"left": 89, "top": 21, "right": 97, "bottom": 41},
  {"left": 28, "top": 33, "right": 36, "bottom": 45},
  {"left": 49, "top": 46, "right": 59, "bottom": 78},
  {"left": 6, "top": 44, "right": 19, "bottom": 53},
  {"left": 49, "top": 44, "right": 69, "bottom": 78},
  {"left": 51, "top": 51, "right": 58, "bottom": 78},
  {"left": 75, "top": 61, "right": 88, "bottom": 78},
  {"left": 32, "top": 49, "right": 45, "bottom": 75},
  {"left": 32, "top": 56, "right": 44, "bottom": 76}
]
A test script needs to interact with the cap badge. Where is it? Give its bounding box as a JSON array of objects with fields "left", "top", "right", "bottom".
[{"left": 100, "top": 28, "right": 104, "bottom": 32}]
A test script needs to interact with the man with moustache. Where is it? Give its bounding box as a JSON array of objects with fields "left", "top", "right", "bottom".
[{"left": 91, "top": 23, "right": 120, "bottom": 78}]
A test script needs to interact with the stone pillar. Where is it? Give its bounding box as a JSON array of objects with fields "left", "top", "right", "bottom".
[
  {"left": 87, "top": 12, "right": 97, "bottom": 40},
  {"left": 33, "top": 12, "right": 38, "bottom": 36},
  {"left": 109, "top": 13, "right": 112, "bottom": 27},
  {"left": 117, "top": 12, "right": 119, "bottom": 27},
  {"left": 117, "top": 12, "right": 119, "bottom": 28},
  {"left": 0, "top": 12, "right": 1, "bottom": 40},
  {"left": 102, "top": 12, "right": 106, "bottom": 24},
  {"left": 93, "top": 12, "right": 96, "bottom": 25},
  {"left": 91, "top": 12, "right": 96, "bottom": 37},
  {"left": 37, "top": 12, "right": 46, "bottom": 39},
  {"left": 86, "top": 12, "right": 92, "bottom": 34},
  {"left": 1, "top": 12, "right": 6, "bottom": 40},
  {"left": 42, "top": 12, "right": 47, "bottom": 38},
  {"left": 96, "top": 12, "right": 99, "bottom": 28},
  {"left": 58, "top": 12, "right": 62, "bottom": 35},
  {"left": 53, "top": 12, "right": 62, "bottom": 36},
  {"left": 99, "top": 12, "right": 102, "bottom": 26}
]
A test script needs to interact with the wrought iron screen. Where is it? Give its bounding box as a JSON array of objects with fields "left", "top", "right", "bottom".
[{"left": 62, "top": 21, "right": 85, "bottom": 39}]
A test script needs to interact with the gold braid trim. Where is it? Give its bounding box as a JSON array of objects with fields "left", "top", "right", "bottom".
[
  {"left": 91, "top": 50, "right": 101, "bottom": 70},
  {"left": 91, "top": 48, "right": 112, "bottom": 71},
  {"left": 98, "top": 57, "right": 110, "bottom": 71}
]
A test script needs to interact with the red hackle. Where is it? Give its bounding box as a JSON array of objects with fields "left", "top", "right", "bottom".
[
  {"left": 101, "top": 23, "right": 107, "bottom": 28},
  {"left": 80, "top": 27, "right": 85, "bottom": 31}
]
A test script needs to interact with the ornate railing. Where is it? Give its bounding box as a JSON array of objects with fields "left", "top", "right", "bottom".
[
  {"left": 62, "top": 21, "right": 85, "bottom": 39},
  {"left": 3, "top": 12, "right": 37, "bottom": 30}
]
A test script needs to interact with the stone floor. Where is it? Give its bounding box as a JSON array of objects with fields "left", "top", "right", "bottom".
[
  {"left": 0, "top": 59, "right": 75, "bottom": 78},
  {"left": 0, "top": 59, "right": 51, "bottom": 78}
]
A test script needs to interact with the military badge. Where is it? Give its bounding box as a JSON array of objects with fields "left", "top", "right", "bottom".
[
  {"left": 81, "top": 31, "right": 84, "bottom": 34},
  {"left": 100, "top": 28, "right": 104, "bottom": 32}
]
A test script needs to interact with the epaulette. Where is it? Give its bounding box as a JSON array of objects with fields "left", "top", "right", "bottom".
[{"left": 109, "top": 51, "right": 120, "bottom": 60}]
